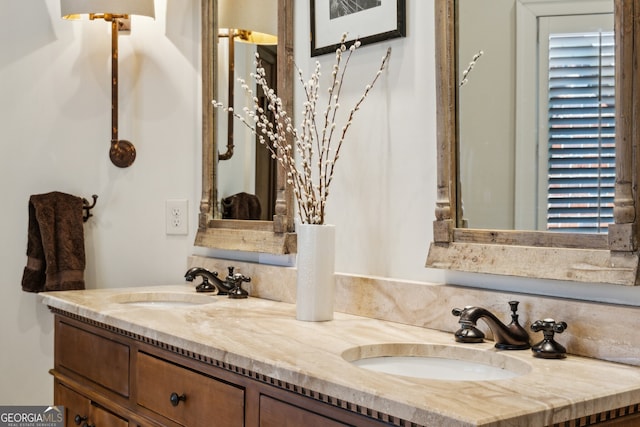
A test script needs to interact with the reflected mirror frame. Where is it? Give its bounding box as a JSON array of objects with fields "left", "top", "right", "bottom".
[
  {"left": 426, "top": 0, "right": 640, "bottom": 285},
  {"left": 195, "top": 0, "right": 297, "bottom": 254}
]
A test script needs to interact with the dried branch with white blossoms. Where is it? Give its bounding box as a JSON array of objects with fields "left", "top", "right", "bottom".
[
  {"left": 213, "top": 34, "right": 391, "bottom": 225},
  {"left": 459, "top": 50, "right": 483, "bottom": 87}
]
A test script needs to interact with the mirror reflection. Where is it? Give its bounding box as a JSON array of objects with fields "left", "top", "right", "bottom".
[
  {"left": 457, "top": 0, "right": 614, "bottom": 232},
  {"left": 215, "top": 0, "right": 278, "bottom": 221},
  {"left": 216, "top": 42, "right": 278, "bottom": 221}
]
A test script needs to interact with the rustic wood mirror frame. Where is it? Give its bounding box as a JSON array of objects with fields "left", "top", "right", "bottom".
[
  {"left": 426, "top": 0, "right": 640, "bottom": 285},
  {"left": 195, "top": 0, "right": 297, "bottom": 254}
]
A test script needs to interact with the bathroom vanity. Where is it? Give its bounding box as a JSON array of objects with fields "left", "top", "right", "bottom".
[
  {"left": 42, "top": 285, "right": 640, "bottom": 427},
  {"left": 50, "top": 313, "right": 379, "bottom": 427}
]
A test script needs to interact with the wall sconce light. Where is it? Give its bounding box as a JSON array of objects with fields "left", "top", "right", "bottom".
[
  {"left": 217, "top": 0, "right": 277, "bottom": 161},
  {"left": 60, "top": 0, "right": 155, "bottom": 168}
]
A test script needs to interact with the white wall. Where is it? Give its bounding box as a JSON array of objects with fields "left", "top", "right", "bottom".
[
  {"left": 293, "top": 1, "right": 438, "bottom": 280},
  {"left": 0, "top": 0, "right": 200, "bottom": 404}
]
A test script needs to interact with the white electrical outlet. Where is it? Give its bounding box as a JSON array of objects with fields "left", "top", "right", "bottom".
[{"left": 166, "top": 199, "right": 188, "bottom": 235}]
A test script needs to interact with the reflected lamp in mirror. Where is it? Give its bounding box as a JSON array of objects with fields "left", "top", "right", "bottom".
[
  {"left": 219, "top": 0, "right": 278, "bottom": 45},
  {"left": 217, "top": 0, "right": 277, "bottom": 161},
  {"left": 60, "top": 0, "right": 155, "bottom": 168}
]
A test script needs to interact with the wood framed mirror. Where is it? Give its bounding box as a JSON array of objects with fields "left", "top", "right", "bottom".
[
  {"left": 195, "top": 0, "right": 296, "bottom": 254},
  {"left": 426, "top": 0, "right": 640, "bottom": 285}
]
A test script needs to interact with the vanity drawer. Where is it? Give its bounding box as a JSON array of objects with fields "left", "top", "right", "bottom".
[
  {"left": 135, "top": 352, "right": 244, "bottom": 426},
  {"left": 259, "top": 395, "right": 349, "bottom": 427},
  {"left": 56, "top": 320, "right": 130, "bottom": 397}
]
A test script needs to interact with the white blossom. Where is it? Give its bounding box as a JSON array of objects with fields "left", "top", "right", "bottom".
[{"left": 460, "top": 50, "right": 484, "bottom": 87}]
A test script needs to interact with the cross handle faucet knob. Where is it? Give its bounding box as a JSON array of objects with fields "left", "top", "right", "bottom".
[{"left": 530, "top": 318, "right": 568, "bottom": 359}]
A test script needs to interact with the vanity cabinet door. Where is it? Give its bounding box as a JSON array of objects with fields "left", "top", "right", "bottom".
[
  {"left": 135, "top": 352, "right": 244, "bottom": 427},
  {"left": 90, "top": 406, "right": 129, "bottom": 427},
  {"left": 259, "top": 395, "right": 349, "bottom": 427},
  {"left": 55, "top": 381, "right": 128, "bottom": 427},
  {"left": 56, "top": 381, "right": 91, "bottom": 427}
]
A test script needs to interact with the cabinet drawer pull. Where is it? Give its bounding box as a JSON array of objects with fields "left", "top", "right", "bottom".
[
  {"left": 74, "top": 415, "right": 87, "bottom": 425},
  {"left": 169, "top": 392, "right": 187, "bottom": 406}
]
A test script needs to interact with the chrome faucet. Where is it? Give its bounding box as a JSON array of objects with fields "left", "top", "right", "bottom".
[
  {"left": 451, "top": 301, "right": 530, "bottom": 350},
  {"left": 184, "top": 266, "right": 250, "bottom": 298}
]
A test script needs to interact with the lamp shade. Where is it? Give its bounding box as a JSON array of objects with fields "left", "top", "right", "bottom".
[
  {"left": 61, "top": 0, "right": 155, "bottom": 19},
  {"left": 219, "top": 0, "right": 277, "bottom": 44}
]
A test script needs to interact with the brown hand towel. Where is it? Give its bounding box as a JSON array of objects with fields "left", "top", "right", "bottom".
[
  {"left": 21, "top": 191, "right": 86, "bottom": 292},
  {"left": 222, "top": 192, "right": 262, "bottom": 220}
]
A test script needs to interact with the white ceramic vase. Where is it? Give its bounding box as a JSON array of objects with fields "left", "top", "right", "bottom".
[{"left": 295, "top": 223, "right": 335, "bottom": 321}]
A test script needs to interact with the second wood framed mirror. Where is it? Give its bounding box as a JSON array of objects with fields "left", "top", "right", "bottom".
[{"left": 426, "top": 0, "right": 640, "bottom": 285}]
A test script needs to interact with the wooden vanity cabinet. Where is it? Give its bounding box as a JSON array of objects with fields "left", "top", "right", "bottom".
[
  {"left": 50, "top": 313, "right": 390, "bottom": 427},
  {"left": 49, "top": 311, "right": 640, "bottom": 427}
]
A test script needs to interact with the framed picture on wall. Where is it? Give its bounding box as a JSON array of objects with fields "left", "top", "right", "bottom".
[{"left": 310, "top": 0, "right": 406, "bottom": 57}]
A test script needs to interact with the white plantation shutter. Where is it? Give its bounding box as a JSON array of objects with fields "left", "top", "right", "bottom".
[{"left": 546, "top": 31, "right": 615, "bottom": 233}]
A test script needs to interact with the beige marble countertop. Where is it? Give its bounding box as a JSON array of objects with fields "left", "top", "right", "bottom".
[{"left": 41, "top": 285, "right": 640, "bottom": 427}]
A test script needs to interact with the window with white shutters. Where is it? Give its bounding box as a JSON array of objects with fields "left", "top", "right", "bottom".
[{"left": 545, "top": 31, "right": 615, "bottom": 233}]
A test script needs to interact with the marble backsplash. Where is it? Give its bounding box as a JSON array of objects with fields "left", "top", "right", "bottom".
[{"left": 188, "top": 255, "right": 640, "bottom": 366}]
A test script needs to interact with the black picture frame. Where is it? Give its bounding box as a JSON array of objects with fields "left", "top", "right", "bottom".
[{"left": 310, "top": 0, "right": 406, "bottom": 57}]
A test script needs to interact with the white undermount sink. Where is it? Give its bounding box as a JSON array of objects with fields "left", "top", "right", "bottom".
[
  {"left": 343, "top": 343, "right": 531, "bottom": 381},
  {"left": 109, "top": 292, "right": 216, "bottom": 308}
]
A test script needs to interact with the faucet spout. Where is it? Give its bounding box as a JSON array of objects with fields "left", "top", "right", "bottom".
[
  {"left": 184, "top": 267, "right": 233, "bottom": 295},
  {"left": 452, "top": 301, "right": 530, "bottom": 350}
]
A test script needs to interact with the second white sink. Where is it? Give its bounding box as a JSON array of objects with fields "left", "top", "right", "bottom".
[{"left": 343, "top": 343, "right": 531, "bottom": 381}]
